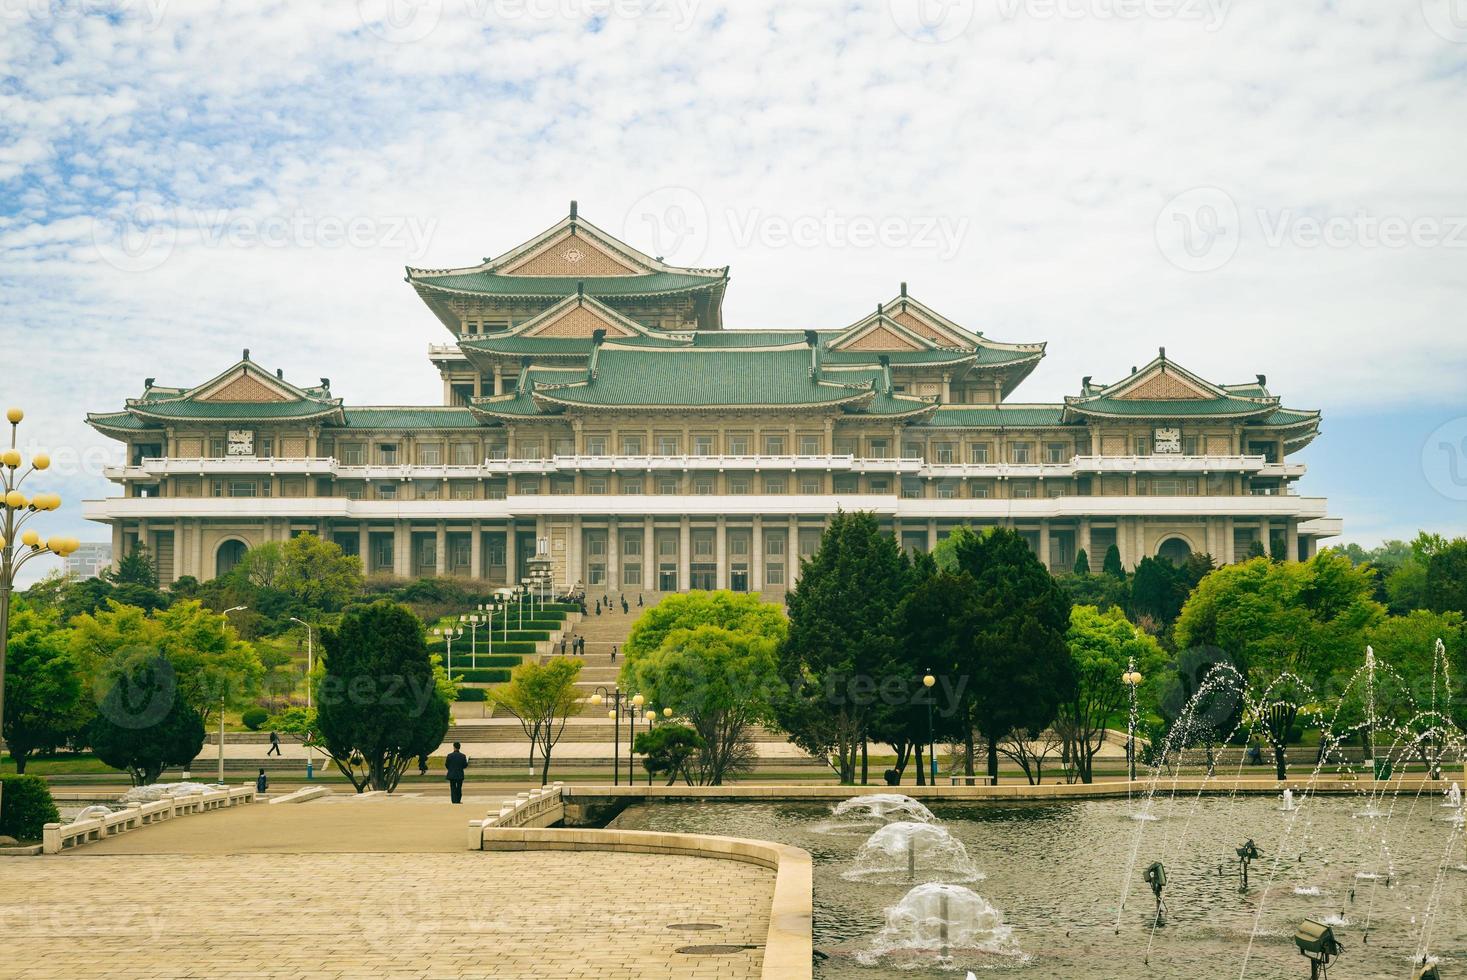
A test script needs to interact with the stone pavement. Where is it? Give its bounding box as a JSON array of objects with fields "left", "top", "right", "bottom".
[{"left": 0, "top": 794, "right": 775, "bottom": 979}]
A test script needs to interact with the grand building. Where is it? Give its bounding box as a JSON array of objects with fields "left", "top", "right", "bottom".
[{"left": 84, "top": 204, "right": 1340, "bottom": 589}]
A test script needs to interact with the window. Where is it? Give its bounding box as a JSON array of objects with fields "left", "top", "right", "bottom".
[
  {"left": 730, "top": 477, "right": 750, "bottom": 494},
  {"left": 377, "top": 484, "right": 397, "bottom": 500},
  {"left": 728, "top": 436, "right": 748, "bottom": 455},
  {"left": 1047, "top": 484, "right": 1068, "bottom": 498},
  {"left": 693, "top": 535, "right": 714, "bottom": 558},
  {"left": 934, "top": 442, "right": 955, "bottom": 464},
  {"left": 621, "top": 435, "right": 643, "bottom": 456},
  {"left": 209, "top": 438, "right": 226, "bottom": 458},
  {"left": 970, "top": 483, "right": 990, "bottom": 499},
  {"left": 901, "top": 478, "right": 922, "bottom": 499},
  {"left": 486, "top": 481, "right": 507, "bottom": 500},
  {"left": 903, "top": 441, "right": 923, "bottom": 459},
  {"left": 229, "top": 481, "right": 256, "bottom": 498},
  {"left": 488, "top": 540, "right": 506, "bottom": 566},
  {"left": 764, "top": 475, "right": 787, "bottom": 494},
  {"left": 521, "top": 442, "right": 543, "bottom": 460},
  {"left": 554, "top": 438, "right": 574, "bottom": 456},
  {"left": 834, "top": 437, "right": 856, "bottom": 455},
  {"left": 377, "top": 444, "right": 398, "bottom": 464},
  {"left": 937, "top": 481, "right": 957, "bottom": 499},
  {"left": 517, "top": 479, "right": 539, "bottom": 495},
  {"left": 588, "top": 537, "right": 607, "bottom": 557},
  {"left": 623, "top": 566, "right": 643, "bottom": 587},
  {"left": 834, "top": 474, "right": 858, "bottom": 493},
  {"left": 620, "top": 477, "right": 644, "bottom": 495},
  {"left": 586, "top": 436, "right": 607, "bottom": 456},
  {"left": 258, "top": 437, "right": 274, "bottom": 458},
  {"left": 767, "top": 534, "right": 785, "bottom": 555},
  {"left": 659, "top": 478, "right": 679, "bottom": 495},
  {"left": 766, "top": 565, "right": 785, "bottom": 585},
  {"left": 1134, "top": 437, "right": 1150, "bottom": 457},
  {"left": 552, "top": 478, "right": 575, "bottom": 495},
  {"left": 870, "top": 478, "right": 890, "bottom": 494},
  {"left": 344, "top": 486, "right": 364, "bottom": 500},
  {"left": 418, "top": 483, "right": 441, "bottom": 500},
  {"left": 764, "top": 435, "right": 785, "bottom": 456},
  {"left": 1045, "top": 443, "right": 1067, "bottom": 464},
  {"left": 587, "top": 478, "right": 608, "bottom": 495},
  {"left": 799, "top": 435, "right": 820, "bottom": 456},
  {"left": 487, "top": 442, "right": 508, "bottom": 461},
  {"left": 623, "top": 536, "right": 642, "bottom": 556},
  {"left": 1183, "top": 435, "right": 1200, "bottom": 456},
  {"left": 969, "top": 444, "right": 990, "bottom": 464},
  {"left": 451, "top": 443, "right": 476, "bottom": 465},
  {"left": 452, "top": 484, "right": 474, "bottom": 500},
  {"left": 1011, "top": 482, "right": 1033, "bottom": 499},
  {"left": 418, "top": 444, "right": 442, "bottom": 465},
  {"left": 693, "top": 436, "right": 714, "bottom": 456},
  {"left": 658, "top": 536, "right": 677, "bottom": 557},
  {"left": 657, "top": 435, "right": 680, "bottom": 455},
  {"left": 869, "top": 439, "right": 889, "bottom": 459},
  {"left": 341, "top": 444, "right": 365, "bottom": 465},
  {"left": 418, "top": 539, "right": 436, "bottom": 568},
  {"left": 800, "top": 477, "right": 821, "bottom": 494},
  {"left": 1009, "top": 444, "right": 1031, "bottom": 464},
  {"left": 693, "top": 478, "right": 714, "bottom": 495}
]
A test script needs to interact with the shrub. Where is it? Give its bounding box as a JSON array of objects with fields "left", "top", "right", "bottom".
[
  {"left": 241, "top": 707, "right": 270, "bottom": 731},
  {"left": 455, "top": 688, "right": 488, "bottom": 702},
  {"left": 0, "top": 774, "right": 60, "bottom": 842},
  {"left": 449, "top": 668, "right": 512, "bottom": 684}
]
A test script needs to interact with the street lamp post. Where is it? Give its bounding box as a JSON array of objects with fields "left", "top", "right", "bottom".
[
  {"left": 592, "top": 687, "right": 622, "bottom": 785},
  {"left": 433, "top": 625, "right": 463, "bottom": 675},
  {"left": 629, "top": 693, "right": 645, "bottom": 783},
  {"left": 923, "top": 670, "right": 937, "bottom": 786},
  {"left": 1123, "top": 658, "right": 1144, "bottom": 783},
  {"left": 460, "top": 613, "right": 484, "bottom": 668},
  {"left": 0, "top": 408, "right": 79, "bottom": 813},
  {"left": 288, "top": 616, "right": 316, "bottom": 779}
]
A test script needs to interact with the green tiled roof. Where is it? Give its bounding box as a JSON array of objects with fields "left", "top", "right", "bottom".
[
  {"left": 974, "top": 347, "right": 1044, "bottom": 366},
  {"left": 823, "top": 349, "right": 978, "bottom": 366},
  {"left": 462, "top": 336, "right": 596, "bottom": 356},
  {"left": 412, "top": 270, "right": 724, "bottom": 298},
  {"left": 471, "top": 391, "right": 544, "bottom": 418},
  {"left": 131, "top": 400, "right": 342, "bottom": 421},
  {"left": 337, "top": 408, "right": 483, "bottom": 430},
  {"left": 918, "top": 406, "right": 1069, "bottom": 428},
  {"left": 534, "top": 346, "right": 873, "bottom": 410},
  {"left": 1258, "top": 408, "right": 1320, "bottom": 427},
  {"left": 1067, "top": 396, "right": 1275, "bottom": 418},
  {"left": 86, "top": 411, "right": 153, "bottom": 431}
]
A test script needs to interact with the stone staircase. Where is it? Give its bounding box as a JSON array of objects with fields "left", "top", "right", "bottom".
[{"left": 548, "top": 592, "right": 664, "bottom": 717}]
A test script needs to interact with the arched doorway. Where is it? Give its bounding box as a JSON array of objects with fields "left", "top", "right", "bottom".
[
  {"left": 216, "top": 539, "right": 248, "bottom": 577},
  {"left": 1156, "top": 537, "right": 1192, "bottom": 567}
]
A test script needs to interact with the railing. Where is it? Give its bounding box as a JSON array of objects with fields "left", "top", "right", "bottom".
[
  {"left": 43, "top": 785, "right": 256, "bottom": 854},
  {"left": 469, "top": 782, "right": 565, "bottom": 848}
]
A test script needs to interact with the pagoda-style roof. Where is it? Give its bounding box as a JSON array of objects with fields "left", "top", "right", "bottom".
[
  {"left": 407, "top": 202, "right": 728, "bottom": 331},
  {"left": 86, "top": 353, "right": 346, "bottom": 433},
  {"left": 916, "top": 405, "right": 1071, "bottom": 429}
]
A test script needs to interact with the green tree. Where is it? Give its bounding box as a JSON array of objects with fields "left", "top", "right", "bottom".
[
  {"left": 953, "top": 527, "right": 1076, "bottom": 783},
  {"left": 490, "top": 658, "right": 583, "bottom": 785},
  {"left": 2, "top": 606, "right": 86, "bottom": 773},
  {"left": 236, "top": 542, "right": 285, "bottom": 590},
  {"left": 1365, "top": 609, "right": 1467, "bottom": 738},
  {"left": 889, "top": 570, "right": 981, "bottom": 784},
  {"left": 1129, "top": 557, "right": 1182, "bottom": 625},
  {"left": 776, "top": 512, "right": 911, "bottom": 784},
  {"left": 1246, "top": 538, "right": 1267, "bottom": 560},
  {"left": 623, "top": 621, "right": 782, "bottom": 785},
  {"left": 1426, "top": 538, "right": 1467, "bottom": 617},
  {"left": 277, "top": 533, "right": 363, "bottom": 612},
  {"left": 624, "top": 590, "right": 785, "bottom": 659},
  {"left": 1175, "top": 553, "right": 1383, "bottom": 779},
  {"left": 1102, "top": 544, "right": 1125, "bottom": 578},
  {"left": 1072, "top": 548, "right": 1090, "bottom": 576},
  {"left": 1056, "top": 605, "right": 1167, "bottom": 783},
  {"left": 634, "top": 723, "right": 704, "bottom": 785},
  {"left": 107, "top": 545, "right": 157, "bottom": 588},
  {"left": 315, "top": 601, "right": 451, "bottom": 792},
  {"left": 89, "top": 655, "right": 206, "bottom": 785}
]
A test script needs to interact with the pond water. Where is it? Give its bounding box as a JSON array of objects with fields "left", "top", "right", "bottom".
[{"left": 610, "top": 790, "right": 1467, "bottom": 977}]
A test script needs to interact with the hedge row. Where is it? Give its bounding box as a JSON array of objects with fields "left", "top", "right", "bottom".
[
  {"left": 0, "top": 774, "right": 60, "bottom": 842},
  {"left": 451, "top": 668, "right": 518, "bottom": 683},
  {"left": 428, "top": 640, "right": 540, "bottom": 656},
  {"left": 449, "top": 655, "right": 523, "bottom": 671},
  {"left": 455, "top": 688, "right": 488, "bottom": 702}
]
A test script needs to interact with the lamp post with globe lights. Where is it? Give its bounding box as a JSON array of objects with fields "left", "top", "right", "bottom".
[
  {"left": 0, "top": 408, "right": 79, "bottom": 809},
  {"left": 923, "top": 670, "right": 937, "bottom": 786},
  {"left": 1123, "top": 659, "right": 1144, "bottom": 783}
]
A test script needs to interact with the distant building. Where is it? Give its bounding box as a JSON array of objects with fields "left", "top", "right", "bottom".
[
  {"left": 63, "top": 542, "right": 113, "bottom": 579},
  {"left": 84, "top": 203, "right": 1339, "bottom": 586}
]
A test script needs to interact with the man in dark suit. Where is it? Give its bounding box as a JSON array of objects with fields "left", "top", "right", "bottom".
[{"left": 445, "top": 741, "right": 468, "bottom": 804}]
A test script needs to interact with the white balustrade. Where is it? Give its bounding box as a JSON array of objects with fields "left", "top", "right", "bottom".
[{"left": 42, "top": 785, "right": 257, "bottom": 854}]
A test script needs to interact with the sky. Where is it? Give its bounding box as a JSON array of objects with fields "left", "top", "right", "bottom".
[{"left": 2, "top": 0, "right": 1465, "bottom": 583}]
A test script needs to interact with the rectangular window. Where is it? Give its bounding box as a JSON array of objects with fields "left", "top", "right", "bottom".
[
  {"left": 378, "top": 444, "right": 398, "bottom": 464},
  {"left": 1134, "top": 437, "right": 1150, "bottom": 457},
  {"left": 1183, "top": 435, "right": 1200, "bottom": 456},
  {"left": 934, "top": 443, "right": 955, "bottom": 464},
  {"left": 970, "top": 483, "right": 990, "bottom": 499},
  {"left": 900, "top": 478, "right": 922, "bottom": 499},
  {"left": 587, "top": 479, "right": 608, "bottom": 495},
  {"left": 657, "top": 435, "right": 680, "bottom": 455},
  {"left": 1009, "top": 444, "right": 1031, "bottom": 464},
  {"left": 258, "top": 437, "right": 274, "bottom": 459},
  {"left": 693, "top": 536, "right": 714, "bottom": 558},
  {"left": 451, "top": 443, "right": 475, "bottom": 465},
  {"left": 903, "top": 441, "right": 923, "bottom": 459},
  {"left": 517, "top": 479, "right": 539, "bottom": 495},
  {"left": 834, "top": 437, "right": 856, "bottom": 455},
  {"left": 344, "top": 486, "right": 363, "bottom": 500},
  {"left": 659, "top": 479, "right": 679, "bottom": 495},
  {"left": 418, "top": 444, "right": 442, "bottom": 465},
  {"left": 209, "top": 438, "right": 226, "bottom": 458},
  {"left": 728, "top": 436, "right": 748, "bottom": 455},
  {"left": 799, "top": 435, "right": 820, "bottom": 456},
  {"left": 623, "top": 566, "right": 642, "bottom": 587},
  {"left": 377, "top": 484, "right": 397, "bottom": 500},
  {"left": 620, "top": 478, "right": 644, "bottom": 495},
  {"left": 586, "top": 436, "right": 607, "bottom": 456},
  {"left": 730, "top": 535, "right": 749, "bottom": 556},
  {"left": 551, "top": 478, "right": 574, "bottom": 496},
  {"left": 418, "top": 483, "right": 441, "bottom": 500},
  {"left": 870, "top": 478, "right": 890, "bottom": 494},
  {"left": 452, "top": 484, "right": 474, "bottom": 500},
  {"left": 764, "top": 435, "right": 785, "bottom": 456},
  {"left": 621, "top": 436, "right": 643, "bottom": 456},
  {"left": 552, "top": 438, "right": 573, "bottom": 456},
  {"left": 936, "top": 481, "right": 957, "bottom": 499},
  {"left": 764, "top": 476, "right": 787, "bottom": 494},
  {"left": 1045, "top": 443, "right": 1067, "bottom": 464},
  {"left": 800, "top": 477, "right": 821, "bottom": 494},
  {"left": 588, "top": 537, "right": 606, "bottom": 557},
  {"left": 341, "top": 444, "right": 364, "bottom": 465},
  {"left": 693, "top": 436, "right": 714, "bottom": 456},
  {"left": 766, "top": 565, "right": 785, "bottom": 585},
  {"left": 767, "top": 534, "right": 785, "bottom": 555},
  {"left": 869, "top": 439, "right": 889, "bottom": 459},
  {"left": 486, "top": 481, "right": 507, "bottom": 500},
  {"left": 658, "top": 536, "right": 677, "bottom": 557},
  {"left": 1011, "top": 483, "right": 1033, "bottom": 499},
  {"left": 834, "top": 474, "right": 858, "bottom": 493},
  {"left": 969, "top": 444, "right": 990, "bottom": 464},
  {"left": 229, "top": 481, "right": 256, "bottom": 498},
  {"left": 730, "top": 477, "right": 750, "bottom": 494},
  {"left": 693, "top": 478, "right": 714, "bottom": 495},
  {"left": 623, "top": 536, "right": 642, "bottom": 556},
  {"left": 521, "top": 442, "right": 543, "bottom": 460}
]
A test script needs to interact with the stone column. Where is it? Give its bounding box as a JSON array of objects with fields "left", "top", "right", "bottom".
[
  {"left": 927, "top": 519, "right": 938, "bottom": 552},
  {"left": 788, "top": 515, "right": 800, "bottom": 587},
  {"left": 110, "top": 523, "right": 124, "bottom": 575},
  {"left": 1223, "top": 516, "right": 1236, "bottom": 564},
  {"left": 359, "top": 523, "right": 370, "bottom": 572},
  {"left": 570, "top": 515, "right": 583, "bottom": 589},
  {"left": 678, "top": 517, "right": 691, "bottom": 591},
  {"left": 393, "top": 521, "right": 411, "bottom": 578},
  {"left": 505, "top": 519, "right": 517, "bottom": 585},
  {"left": 752, "top": 516, "right": 764, "bottom": 593},
  {"left": 1286, "top": 519, "right": 1299, "bottom": 563},
  {"left": 1116, "top": 517, "right": 1130, "bottom": 570},
  {"left": 715, "top": 517, "right": 728, "bottom": 590},
  {"left": 435, "top": 522, "right": 447, "bottom": 577},
  {"left": 607, "top": 519, "right": 619, "bottom": 593},
  {"left": 193, "top": 519, "right": 204, "bottom": 580},
  {"left": 643, "top": 521, "right": 655, "bottom": 592},
  {"left": 470, "top": 520, "right": 483, "bottom": 580},
  {"left": 1078, "top": 518, "right": 1092, "bottom": 571},
  {"left": 1038, "top": 519, "right": 1051, "bottom": 570}
]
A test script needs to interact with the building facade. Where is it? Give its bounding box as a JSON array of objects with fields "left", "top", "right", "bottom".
[{"left": 84, "top": 204, "right": 1340, "bottom": 589}]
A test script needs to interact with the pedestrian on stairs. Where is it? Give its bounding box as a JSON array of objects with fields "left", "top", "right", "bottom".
[
  {"left": 621, "top": 596, "right": 629, "bottom": 614},
  {"left": 611, "top": 644, "right": 617, "bottom": 663},
  {"left": 595, "top": 599, "right": 602, "bottom": 615},
  {"left": 637, "top": 593, "right": 643, "bottom": 607},
  {"left": 560, "top": 636, "right": 567, "bottom": 655},
  {"left": 445, "top": 742, "right": 468, "bottom": 804}
]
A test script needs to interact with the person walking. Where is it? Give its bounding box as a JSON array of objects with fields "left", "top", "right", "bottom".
[
  {"left": 637, "top": 593, "right": 643, "bottom": 607},
  {"left": 267, "top": 730, "right": 281, "bottom": 756},
  {"left": 417, "top": 752, "right": 429, "bottom": 776},
  {"left": 594, "top": 598, "right": 601, "bottom": 615},
  {"left": 560, "top": 636, "right": 567, "bottom": 655},
  {"left": 620, "top": 596, "right": 629, "bottom": 614},
  {"left": 445, "top": 742, "right": 468, "bottom": 804},
  {"left": 256, "top": 768, "right": 269, "bottom": 794},
  {"left": 611, "top": 643, "right": 617, "bottom": 663}
]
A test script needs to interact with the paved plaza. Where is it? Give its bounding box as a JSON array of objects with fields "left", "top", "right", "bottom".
[{"left": 0, "top": 796, "right": 775, "bottom": 979}]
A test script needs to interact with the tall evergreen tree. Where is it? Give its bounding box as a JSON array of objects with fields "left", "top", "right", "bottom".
[
  {"left": 1102, "top": 544, "right": 1125, "bottom": 578},
  {"left": 1426, "top": 538, "right": 1467, "bottom": 617},
  {"left": 953, "top": 527, "right": 1076, "bottom": 782},
  {"left": 776, "top": 511, "right": 910, "bottom": 784},
  {"left": 1072, "top": 548, "right": 1090, "bottom": 576}
]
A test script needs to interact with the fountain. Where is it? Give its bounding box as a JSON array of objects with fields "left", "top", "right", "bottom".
[
  {"left": 1445, "top": 784, "right": 1462, "bottom": 810},
  {"left": 855, "top": 883, "right": 1024, "bottom": 967},
  {"left": 829, "top": 793, "right": 934, "bottom": 825},
  {"left": 1282, "top": 788, "right": 1297, "bottom": 811},
  {"left": 842, "top": 821, "right": 984, "bottom": 883}
]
